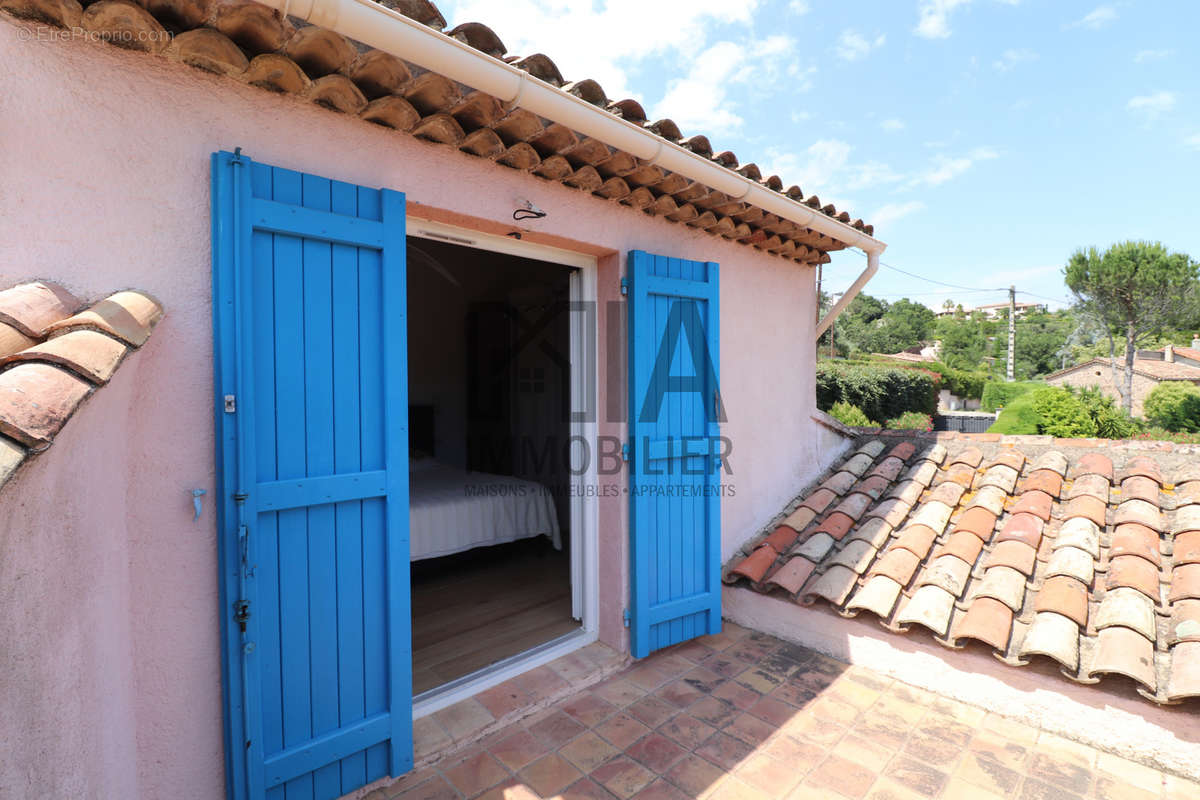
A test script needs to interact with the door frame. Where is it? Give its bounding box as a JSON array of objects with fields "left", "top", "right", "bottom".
[{"left": 405, "top": 217, "right": 600, "bottom": 718}]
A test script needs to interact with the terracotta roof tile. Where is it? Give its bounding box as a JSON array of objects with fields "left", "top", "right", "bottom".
[
  {"left": 1019, "top": 611, "right": 1080, "bottom": 670},
  {"left": 1087, "top": 626, "right": 1157, "bottom": 693},
  {"left": 1044, "top": 547, "right": 1095, "bottom": 587},
  {"left": 831, "top": 492, "right": 872, "bottom": 521},
  {"left": 0, "top": 323, "right": 37, "bottom": 360},
  {"left": 781, "top": 506, "right": 817, "bottom": 532},
  {"left": 44, "top": 290, "right": 163, "bottom": 347},
  {"left": 0, "top": 437, "right": 24, "bottom": 488},
  {"left": 895, "top": 585, "right": 956, "bottom": 636},
  {"left": 1113, "top": 499, "right": 1165, "bottom": 533},
  {"left": 1109, "top": 523, "right": 1162, "bottom": 567},
  {"left": 953, "top": 506, "right": 998, "bottom": 541},
  {"left": 1106, "top": 555, "right": 1161, "bottom": 601},
  {"left": 950, "top": 597, "right": 1014, "bottom": 651},
  {"left": 0, "top": 281, "right": 82, "bottom": 337},
  {"left": 1072, "top": 453, "right": 1115, "bottom": 482},
  {"left": 1011, "top": 490, "right": 1053, "bottom": 521},
  {"left": 1021, "top": 469, "right": 1064, "bottom": 498},
  {"left": 845, "top": 575, "right": 903, "bottom": 618},
  {"left": 0, "top": 364, "right": 91, "bottom": 450},
  {"left": 1068, "top": 474, "right": 1111, "bottom": 503},
  {"left": 1063, "top": 495, "right": 1107, "bottom": 528},
  {"left": 841, "top": 453, "right": 875, "bottom": 477},
  {"left": 3, "top": 330, "right": 128, "bottom": 384},
  {"left": 856, "top": 440, "right": 887, "bottom": 459},
  {"left": 728, "top": 546, "right": 777, "bottom": 584},
  {"left": 1035, "top": 576, "right": 1090, "bottom": 627},
  {"left": 867, "top": 456, "right": 905, "bottom": 482},
  {"left": 984, "top": 541, "right": 1037, "bottom": 576},
  {"left": 819, "top": 471, "right": 857, "bottom": 495},
  {"left": 1054, "top": 517, "right": 1101, "bottom": 559},
  {"left": 995, "top": 513, "right": 1044, "bottom": 549},
  {"left": 724, "top": 437, "right": 1200, "bottom": 707},
  {"left": 915, "top": 443, "right": 947, "bottom": 465},
  {"left": 887, "top": 441, "right": 917, "bottom": 461},
  {"left": 1120, "top": 456, "right": 1164, "bottom": 486},
  {"left": 763, "top": 557, "right": 816, "bottom": 596},
  {"left": 800, "top": 488, "right": 837, "bottom": 514},
  {"left": 763, "top": 526, "right": 799, "bottom": 554}
]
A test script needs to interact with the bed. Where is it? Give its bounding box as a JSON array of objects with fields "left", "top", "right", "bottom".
[{"left": 408, "top": 460, "right": 562, "bottom": 561}]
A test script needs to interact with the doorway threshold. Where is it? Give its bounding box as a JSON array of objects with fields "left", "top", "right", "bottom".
[{"left": 413, "top": 628, "right": 597, "bottom": 719}]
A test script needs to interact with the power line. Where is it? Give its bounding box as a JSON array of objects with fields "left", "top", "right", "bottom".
[{"left": 846, "top": 249, "right": 1007, "bottom": 292}]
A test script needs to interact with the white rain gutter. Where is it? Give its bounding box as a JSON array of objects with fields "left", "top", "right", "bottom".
[{"left": 265, "top": 0, "right": 884, "bottom": 331}]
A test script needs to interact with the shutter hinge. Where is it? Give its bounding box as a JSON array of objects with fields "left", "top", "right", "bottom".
[
  {"left": 620, "top": 276, "right": 629, "bottom": 296},
  {"left": 621, "top": 442, "right": 630, "bottom": 462},
  {"left": 623, "top": 608, "right": 631, "bottom": 628},
  {"left": 224, "top": 394, "right": 236, "bottom": 413}
]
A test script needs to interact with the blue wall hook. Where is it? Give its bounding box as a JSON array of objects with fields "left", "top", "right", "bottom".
[{"left": 192, "top": 488, "right": 206, "bottom": 521}]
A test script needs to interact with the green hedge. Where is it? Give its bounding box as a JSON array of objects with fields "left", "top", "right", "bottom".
[
  {"left": 1145, "top": 382, "right": 1200, "bottom": 432},
  {"left": 828, "top": 401, "right": 876, "bottom": 427},
  {"left": 981, "top": 380, "right": 1040, "bottom": 412},
  {"left": 816, "top": 363, "right": 937, "bottom": 422},
  {"left": 929, "top": 363, "right": 987, "bottom": 400}
]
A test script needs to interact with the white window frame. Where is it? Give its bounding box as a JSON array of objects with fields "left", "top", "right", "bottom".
[{"left": 406, "top": 217, "right": 600, "bottom": 718}]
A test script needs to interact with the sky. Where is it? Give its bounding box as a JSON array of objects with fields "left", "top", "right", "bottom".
[{"left": 436, "top": 0, "right": 1200, "bottom": 311}]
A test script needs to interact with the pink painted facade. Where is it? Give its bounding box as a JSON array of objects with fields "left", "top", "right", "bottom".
[{"left": 0, "top": 18, "right": 850, "bottom": 798}]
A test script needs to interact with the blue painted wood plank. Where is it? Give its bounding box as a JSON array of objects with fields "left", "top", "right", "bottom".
[
  {"left": 251, "top": 199, "right": 386, "bottom": 248},
  {"left": 263, "top": 713, "right": 390, "bottom": 788}
]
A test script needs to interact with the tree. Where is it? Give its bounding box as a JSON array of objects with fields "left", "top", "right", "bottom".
[{"left": 1064, "top": 241, "right": 1200, "bottom": 414}]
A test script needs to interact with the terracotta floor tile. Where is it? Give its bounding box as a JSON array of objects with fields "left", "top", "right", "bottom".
[
  {"left": 745, "top": 695, "right": 802, "bottom": 728},
  {"left": 670, "top": 639, "right": 717, "bottom": 664},
  {"left": 940, "top": 776, "right": 1007, "bottom": 800},
  {"left": 688, "top": 696, "right": 741, "bottom": 729},
  {"left": 626, "top": 664, "right": 675, "bottom": 692},
  {"left": 732, "top": 666, "right": 784, "bottom": 695},
  {"left": 695, "top": 731, "right": 755, "bottom": 771},
  {"left": 978, "top": 713, "right": 1038, "bottom": 746},
  {"left": 475, "top": 682, "right": 536, "bottom": 720},
  {"left": 953, "top": 747, "right": 1021, "bottom": 796},
  {"left": 471, "top": 778, "right": 540, "bottom": 800},
  {"left": 966, "top": 730, "right": 1027, "bottom": 772},
  {"left": 657, "top": 713, "right": 718, "bottom": 750},
  {"left": 1025, "top": 752, "right": 1093, "bottom": 795},
  {"left": 721, "top": 712, "right": 777, "bottom": 748},
  {"left": 590, "top": 756, "right": 659, "bottom": 799},
  {"left": 1163, "top": 774, "right": 1200, "bottom": 800},
  {"left": 560, "top": 777, "right": 620, "bottom": 800},
  {"left": 630, "top": 778, "right": 693, "bottom": 800},
  {"left": 804, "top": 754, "right": 880, "bottom": 799},
  {"left": 593, "top": 677, "right": 649, "bottom": 708},
  {"left": 901, "top": 717, "right": 973, "bottom": 767},
  {"left": 625, "top": 732, "right": 688, "bottom": 774},
  {"left": 562, "top": 691, "right": 620, "bottom": 727},
  {"left": 527, "top": 710, "right": 587, "bottom": 748},
  {"left": 734, "top": 752, "right": 803, "bottom": 797},
  {"left": 1033, "top": 732, "right": 1098, "bottom": 769},
  {"left": 863, "top": 777, "right": 928, "bottom": 800},
  {"left": 760, "top": 731, "right": 828, "bottom": 769},
  {"left": 413, "top": 715, "right": 453, "bottom": 761},
  {"left": 657, "top": 679, "right": 706, "bottom": 709},
  {"left": 780, "top": 709, "right": 846, "bottom": 748},
  {"left": 880, "top": 756, "right": 947, "bottom": 798},
  {"left": 828, "top": 676, "right": 885, "bottom": 710},
  {"left": 558, "top": 731, "right": 622, "bottom": 773},
  {"left": 702, "top": 654, "right": 754, "bottom": 680},
  {"left": 442, "top": 751, "right": 511, "bottom": 797},
  {"left": 596, "top": 713, "right": 654, "bottom": 750},
  {"left": 434, "top": 699, "right": 496, "bottom": 743},
  {"left": 712, "top": 680, "right": 764, "bottom": 710},
  {"left": 664, "top": 753, "right": 727, "bottom": 798},
  {"left": 1095, "top": 751, "right": 1166, "bottom": 794},
  {"left": 511, "top": 665, "right": 571, "bottom": 702},
  {"left": 391, "top": 773, "right": 461, "bottom": 800},
  {"left": 1091, "top": 775, "right": 1160, "bottom": 800},
  {"left": 833, "top": 734, "right": 895, "bottom": 772},
  {"left": 627, "top": 695, "right": 680, "bottom": 728},
  {"left": 850, "top": 710, "right": 915, "bottom": 755},
  {"left": 489, "top": 728, "right": 556, "bottom": 771},
  {"left": 1017, "top": 776, "right": 1083, "bottom": 800},
  {"left": 922, "top": 697, "right": 985, "bottom": 728},
  {"left": 651, "top": 654, "right": 699, "bottom": 680},
  {"left": 808, "top": 694, "right": 861, "bottom": 727},
  {"left": 518, "top": 753, "right": 584, "bottom": 797},
  {"left": 706, "top": 775, "right": 772, "bottom": 800}
]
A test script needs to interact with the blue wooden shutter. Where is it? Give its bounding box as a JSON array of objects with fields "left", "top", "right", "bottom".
[
  {"left": 627, "top": 250, "right": 722, "bottom": 658},
  {"left": 212, "top": 151, "right": 412, "bottom": 800}
]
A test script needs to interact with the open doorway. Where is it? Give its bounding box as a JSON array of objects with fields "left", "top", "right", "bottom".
[{"left": 407, "top": 234, "right": 582, "bottom": 696}]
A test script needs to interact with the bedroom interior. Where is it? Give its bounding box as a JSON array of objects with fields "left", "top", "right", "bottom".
[{"left": 406, "top": 237, "right": 580, "bottom": 695}]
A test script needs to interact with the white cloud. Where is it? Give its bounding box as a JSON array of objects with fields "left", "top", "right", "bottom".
[
  {"left": 788, "top": 0, "right": 810, "bottom": 14},
  {"left": 1069, "top": 5, "right": 1117, "bottom": 29},
  {"left": 993, "top": 48, "right": 1037, "bottom": 72},
  {"left": 443, "top": 0, "right": 760, "bottom": 99},
  {"left": 1127, "top": 90, "right": 1177, "bottom": 115},
  {"left": 908, "top": 147, "right": 998, "bottom": 187},
  {"left": 1185, "top": 134, "right": 1200, "bottom": 151},
  {"left": 1134, "top": 49, "right": 1173, "bottom": 63},
  {"left": 650, "top": 35, "right": 800, "bottom": 136},
  {"left": 881, "top": 118, "right": 906, "bottom": 132},
  {"left": 871, "top": 201, "right": 926, "bottom": 228},
  {"left": 914, "top": 0, "right": 972, "bottom": 39},
  {"left": 835, "top": 30, "right": 887, "bottom": 61}
]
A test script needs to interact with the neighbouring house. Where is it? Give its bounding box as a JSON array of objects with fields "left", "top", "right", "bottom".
[
  {"left": 874, "top": 341, "right": 940, "bottom": 364},
  {"left": 934, "top": 300, "right": 1046, "bottom": 319},
  {"left": 1045, "top": 350, "right": 1200, "bottom": 416},
  {"left": 723, "top": 434, "right": 1200, "bottom": 777},
  {"left": 0, "top": 1, "right": 885, "bottom": 798}
]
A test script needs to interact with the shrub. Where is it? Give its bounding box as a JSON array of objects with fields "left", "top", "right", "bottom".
[
  {"left": 988, "top": 399, "right": 1041, "bottom": 434},
  {"left": 816, "top": 363, "right": 937, "bottom": 422},
  {"left": 1076, "top": 386, "right": 1139, "bottom": 439},
  {"left": 1144, "top": 382, "right": 1200, "bottom": 432},
  {"left": 1031, "top": 387, "right": 1097, "bottom": 437},
  {"left": 929, "top": 362, "right": 987, "bottom": 400},
  {"left": 828, "top": 401, "right": 876, "bottom": 427},
  {"left": 886, "top": 411, "right": 934, "bottom": 431},
  {"left": 981, "top": 380, "right": 1039, "bottom": 412}
]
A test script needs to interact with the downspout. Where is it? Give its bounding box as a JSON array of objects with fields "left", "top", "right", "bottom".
[{"left": 263, "top": 0, "right": 885, "bottom": 334}]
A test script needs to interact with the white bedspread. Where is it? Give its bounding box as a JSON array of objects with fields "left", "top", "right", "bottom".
[{"left": 408, "top": 462, "right": 562, "bottom": 561}]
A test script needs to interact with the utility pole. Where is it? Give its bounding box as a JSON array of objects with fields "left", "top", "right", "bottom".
[{"left": 1006, "top": 285, "right": 1016, "bottom": 382}]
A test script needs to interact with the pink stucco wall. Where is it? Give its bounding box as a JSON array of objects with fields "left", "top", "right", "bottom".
[{"left": 0, "top": 16, "right": 850, "bottom": 798}]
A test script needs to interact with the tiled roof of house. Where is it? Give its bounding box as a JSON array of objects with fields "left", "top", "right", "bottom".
[
  {"left": 0, "top": 281, "right": 162, "bottom": 489},
  {"left": 0, "top": 0, "right": 871, "bottom": 266},
  {"left": 724, "top": 433, "right": 1200, "bottom": 706},
  {"left": 1046, "top": 357, "right": 1200, "bottom": 383}
]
